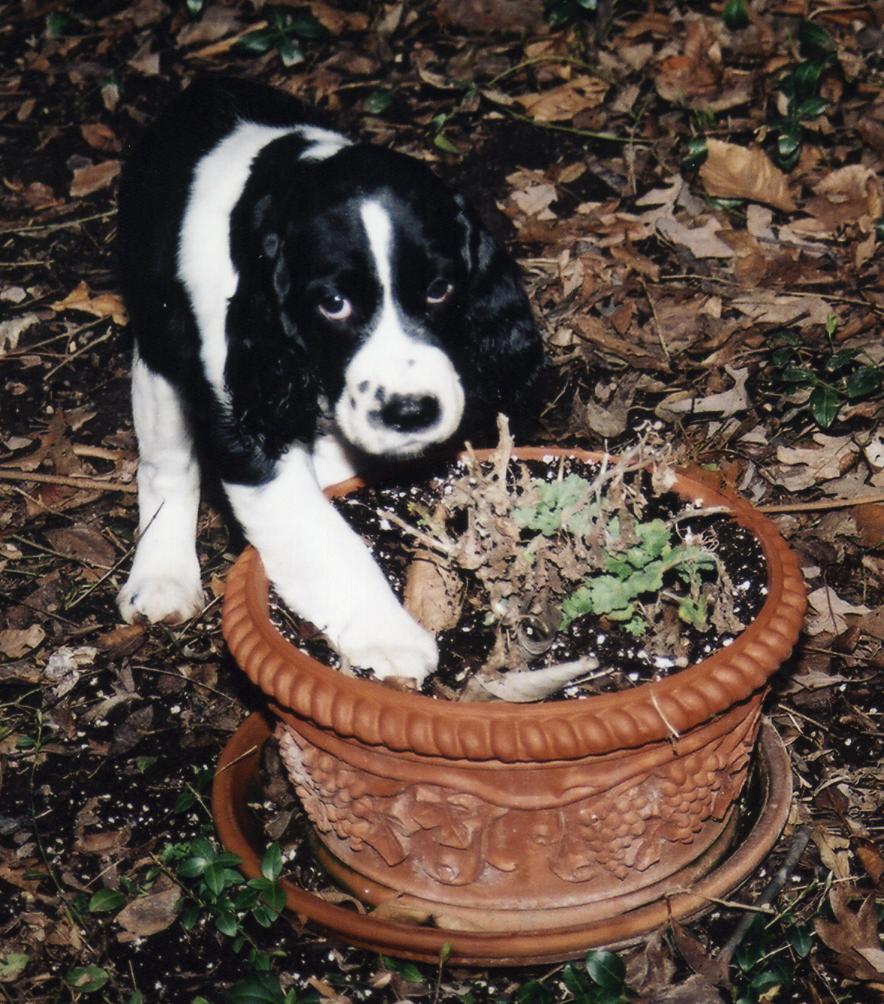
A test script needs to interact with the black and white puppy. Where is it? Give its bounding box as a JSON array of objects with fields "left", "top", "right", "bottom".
[{"left": 117, "top": 76, "right": 542, "bottom": 682}]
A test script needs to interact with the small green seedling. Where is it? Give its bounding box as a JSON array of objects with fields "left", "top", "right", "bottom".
[
  {"left": 769, "top": 314, "right": 882, "bottom": 428},
  {"left": 770, "top": 20, "right": 838, "bottom": 170},
  {"left": 238, "top": 8, "right": 327, "bottom": 67}
]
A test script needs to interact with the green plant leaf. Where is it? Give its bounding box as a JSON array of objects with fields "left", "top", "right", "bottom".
[
  {"left": 185, "top": 0, "right": 204, "bottom": 15},
  {"left": 845, "top": 366, "right": 881, "bottom": 400},
  {"left": 789, "top": 924, "right": 814, "bottom": 957},
  {"left": 126, "top": 992, "right": 144, "bottom": 1004},
  {"left": 277, "top": 37, "right": 305, "bottom": 67},
  {"left": 683, "top": 136, "right": 708, "bottom": 168},
  {"left": 723, "top": 0, "right": 749, "bottom": 29},
  {"left": 792, "top": 60, "right": 826, "bottom": 98},
  {"left": 215, "top": 910, "right": 240, "bottom": 937},
  {"left": 796, "top": 96, "right": 828, "bottom": 119},
  {"left": 562, "top": 962, "right": 593, "bottom": 995},
  {"left": 66, "top": 966, "right": 110, "bottom": 994},
  {"left": 0, "top": 953, "right": 29, "bottom": 983},
  {"left": 179, "top": 902, "right": 200, "bottom": 931},
  {"left": 799, "top": 19, "right": 836, "bottom": 57},
  {"left": 433, "top": 132, "right": 460, "bottom": 154},
  {"left": 515, "top": 980, "right": 553, "bottom": 1004},
  {"left": 238, "top": 29, "right": 276, "bottom": 54},
  {"left": 585, "top": 949, "right": 626, "bottom": 991},
  {"left": 364, "top": 90, "right": 393, "bottom": 115},
  {"left": 203, "top": 863, "right": 244, "bottom": 896},
  {"left": 826, "top": 348, "right": 860, "bottom": 372},
  {"left": 779, "top": 365, "right": 816, "bottom": 384},
  {"left": 810, "top": 384, "right": 841, "bottom": 428},
  {"left": 224, "top": 972, "right": 289, "bottom": 1004},
  {"left": 776, "top": 132, "right": 802, "bottom": 161},
  {"left": 88, "top": 888, "right": 126, "bottom": 913},
  {"left": 261, "top": 843, "right": 283, "bottom": 882},
  {"left": 678, "top": 596, "right": 709, "bottom": 631}
]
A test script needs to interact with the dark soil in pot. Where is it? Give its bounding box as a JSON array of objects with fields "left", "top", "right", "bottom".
[{"left": 269, "top": 455, "right": 769, "bottom": 700}]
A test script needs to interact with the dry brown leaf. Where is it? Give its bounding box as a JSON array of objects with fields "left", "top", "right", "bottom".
[
  {"left": 806, "top": 164, "right": 882, "bottom": 231},
  {"left": 175, "top": 5, "right": 241, "bottom": 46},
  {"left": 69, "top": 159, "right": 121, "bottom": 198},
  {"left": 700, "top": 139, "right": 797, "bottom": 212},
  {"left": 0, "top": 625, "right": 46, "bottom": 659},
  {"left": 518, "top": 75, "right": 609, "bottom": 123},
  {"left": 50, "top": 281, "right": 127, "bottom": 325},
  {"left": 815, "top": 887, "right": 884, "bottom": 982},
  {"left": 475, "top": 657, "right": 599, "bottom": 702},
  {"left": 805, "top": 586, "right": 871, "bottom": 636},
  {"left": 656, "top": 216, "right": 736, "bottom": 258},
  {"left": 435, "top": 0, "right": 544, "bottom": 32},
  {"left": 44, "top": 526, "right": 117, "bottom": 567},
  {"left": 403, "top": 550, "right": 464, "bottom": 633},
  {"left": 116, "top": 874, "right": 181, "bottom": 941},
  {"left": 80, "top": 122, "right": 120, "bottom": 153}
]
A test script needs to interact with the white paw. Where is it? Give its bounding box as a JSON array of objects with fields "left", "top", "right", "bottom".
[
  {"left": 118, "top": 566, "right": 204, "bottom": 625},
  {"left": 340, "top": 617, "right": 438, "bottom": 683}
]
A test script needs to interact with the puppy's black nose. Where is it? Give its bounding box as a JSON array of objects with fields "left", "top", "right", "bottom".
[{"left": 380, "top": 393, "right": 440, "bottom": 432}]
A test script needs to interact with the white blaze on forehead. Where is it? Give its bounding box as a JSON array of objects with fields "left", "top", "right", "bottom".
[{"left": 360, "top": 200, "right": 395, "bottom": 296}]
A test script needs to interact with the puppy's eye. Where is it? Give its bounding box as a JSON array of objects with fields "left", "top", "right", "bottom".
[
  {"left": 426, "top": 279, "right": 454, "bottom": 305},
  {"left": 317, "top": 293, "right": 352, "bottom": 321}
]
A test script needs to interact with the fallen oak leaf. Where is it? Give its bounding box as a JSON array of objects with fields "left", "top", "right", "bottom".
[
  {"left": 0, "top": 625, "right": 46, "bottom": 660},
  {"left": 700, "top": 139, "right": 797, "bottom": 212},
  {"left": 815, "top": 887, "right": 884, "bottom": 983}
]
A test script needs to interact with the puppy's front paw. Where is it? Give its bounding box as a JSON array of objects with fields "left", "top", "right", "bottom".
[
  {"left": 118, "top": 565, "right": 204, "bottom": 625},
  {"left": 342, "top": 619, "right": 438, "bottom": 684}
]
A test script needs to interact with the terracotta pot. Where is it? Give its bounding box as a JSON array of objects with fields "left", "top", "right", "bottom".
[{"left": 219, "top": 449, "right": 806, "bottom": 949}]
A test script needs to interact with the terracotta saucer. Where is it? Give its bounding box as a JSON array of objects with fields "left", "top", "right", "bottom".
[{"left": 213, "top": 712, "right": 793, "bottom": 967}]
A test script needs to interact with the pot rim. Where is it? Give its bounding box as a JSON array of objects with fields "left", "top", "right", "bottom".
[{"left": 223, "top": 447, "right": 806, "bottom": 761}]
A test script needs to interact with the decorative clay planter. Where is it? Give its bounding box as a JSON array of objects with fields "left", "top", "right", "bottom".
[{"left": 215, "top": 449, "right": 806, "bottom": 961}]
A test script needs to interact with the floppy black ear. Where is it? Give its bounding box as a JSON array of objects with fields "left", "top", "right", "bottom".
[
  {"left": 223, "top": 194, "right": 322, "bottom": 467},
  {"left": 455, "top": 196, "right": 545, "bottom": 442}
]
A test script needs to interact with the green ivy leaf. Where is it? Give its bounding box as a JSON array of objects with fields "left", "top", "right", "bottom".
[
  {"left": 66, "top": 966, "right": 110, "bottom": 994},
  {"left": 88, "top": 888, "right": 127, "bottom": 913},
  {"left": 562, "top": 962, "right": 593, "bottom": 995},
  {"left": 776, "top": 132, "right": 802, "bottom": 161},
  {"left": 185, "top": 0, "right": 205, "bottom": 15},
  {"left": 585, "top": 949, "right": 626, "bottom": 991},
  {"left": 810, "top": 384, "right": 841, "bottom": 428},
  {"left": 845, "top": 366, "right": 881, "bottom": 400},
  {"left": 261, "top": 843, "right": 283, "bottom": 883},
  {"left": 237, "top": 29, "right": 276, "bottom": 54},
  {"left": 126, "top": 993, "right": 144, "bottom": 1004}
]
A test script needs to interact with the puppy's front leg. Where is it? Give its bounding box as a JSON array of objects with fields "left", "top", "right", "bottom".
[{"left": 225, "top": 447, "right": 438, "bottom": 683}]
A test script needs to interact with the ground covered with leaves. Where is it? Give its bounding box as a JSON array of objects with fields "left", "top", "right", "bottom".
[{"left": 1, "top": 1, "right": 882, "bottom": 1002}]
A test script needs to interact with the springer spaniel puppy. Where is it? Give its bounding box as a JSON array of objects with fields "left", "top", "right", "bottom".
[{"left": 117, "top": 77, "right": 542, "bottom": 682}]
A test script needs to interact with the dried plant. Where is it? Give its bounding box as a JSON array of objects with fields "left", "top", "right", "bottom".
[{"left": 384, "top": 416, "right": 744, "bottom": 682}]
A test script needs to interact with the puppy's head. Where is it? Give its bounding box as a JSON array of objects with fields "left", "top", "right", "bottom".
[{"left": 245, "top": 144, "right": 542, "bottom": 460}]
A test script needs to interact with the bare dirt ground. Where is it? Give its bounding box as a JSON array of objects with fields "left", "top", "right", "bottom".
[{"left": 0, "top": 1, "right": 882, "bottom": 1002}]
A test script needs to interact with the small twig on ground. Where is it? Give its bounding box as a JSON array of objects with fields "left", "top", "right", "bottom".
[
  {"left": 44, "top": 327, "right": 114, "bottom": 380},
  {"left": 0, "top": 468, "right": 136, "bottom": 493},
  {"left": 0, "top": 210, "right": 116, "bottom": 236},
  {"left": 758, "top": 493, "right": 884, "bottom": 513},
  {"left": 717, "top": 826, "right": 811, "bottom": 967}
]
